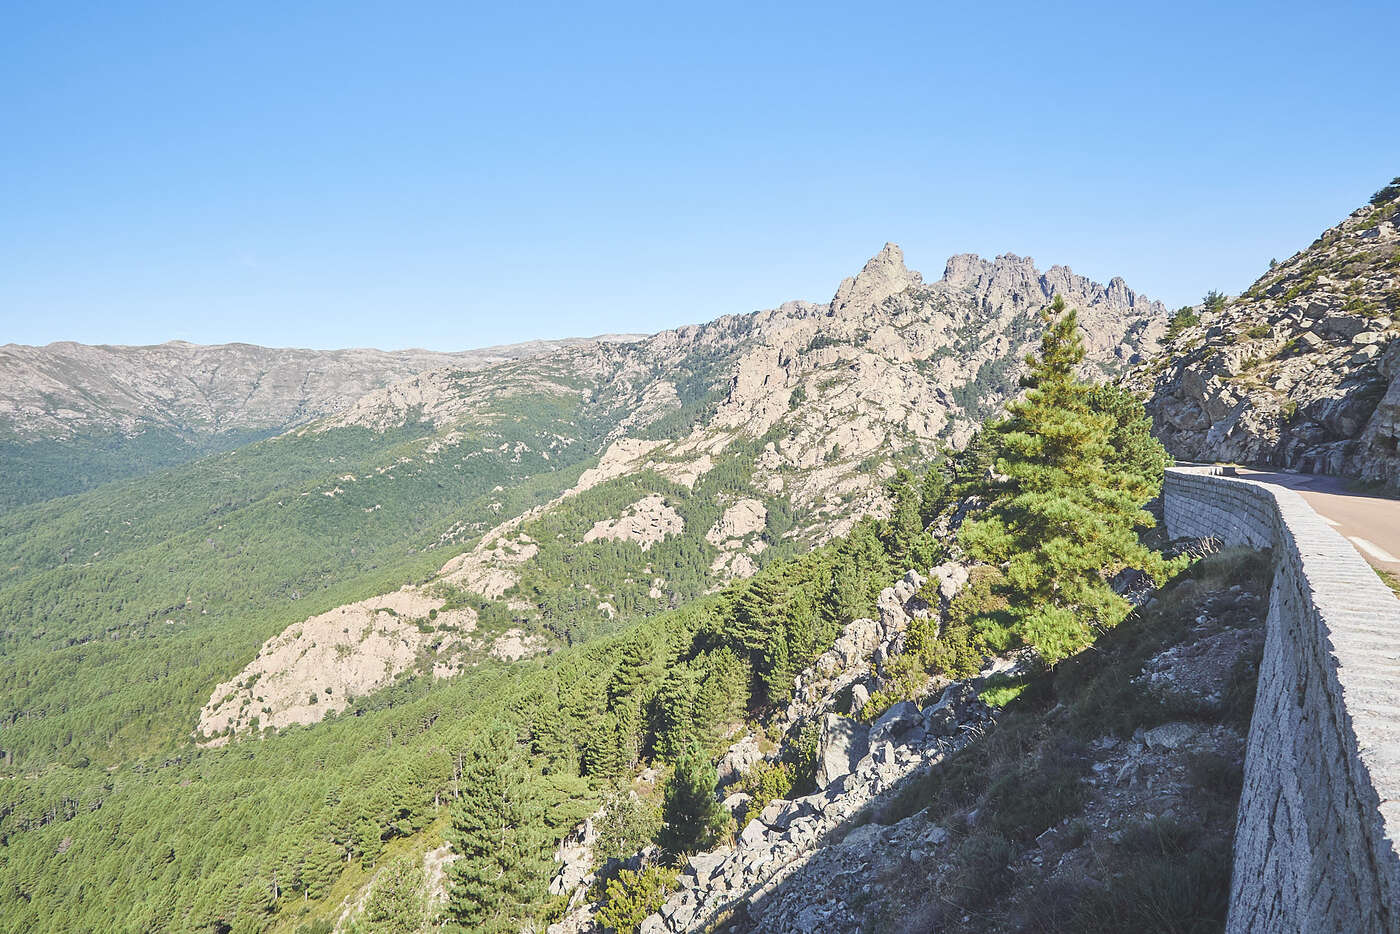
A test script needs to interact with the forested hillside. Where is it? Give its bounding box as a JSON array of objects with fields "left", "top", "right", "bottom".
[
  {"left": 0, "top": 249, "right": 1167, "bottom": 932},
  {"left": 194, "top": 245, "right": 1167, "bottom": 742}
]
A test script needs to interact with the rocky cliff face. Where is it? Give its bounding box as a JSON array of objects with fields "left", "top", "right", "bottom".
[
  {"left": 0, "top": 336, "right": 621, "bottom": 439},
  {"left": 1140, "top": 185, "right": 1400, "bottom": 486}
]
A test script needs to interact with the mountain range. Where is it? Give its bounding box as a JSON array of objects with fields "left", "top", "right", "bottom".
[{"left": 0, "top": 336, "right": 636, "bottom": 510}]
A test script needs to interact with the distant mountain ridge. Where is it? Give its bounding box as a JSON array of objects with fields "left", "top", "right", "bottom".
[
  {"left": 0, "top": 335, "right": 640, "bottom": 440},
  {"left": 0, "top": 334, "right": 640, "bottom": 510}
]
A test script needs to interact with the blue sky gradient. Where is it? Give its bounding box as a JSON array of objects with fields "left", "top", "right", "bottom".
[{"left": 2, "top": 0, "right": 1397, "bottom": 350}]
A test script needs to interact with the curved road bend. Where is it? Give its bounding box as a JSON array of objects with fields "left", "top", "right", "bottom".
[{"left": 1230, "top": 468, "right": 1400, "bottom": 577}]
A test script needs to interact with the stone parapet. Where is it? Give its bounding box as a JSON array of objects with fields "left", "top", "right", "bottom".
[{"left": 1165, "top": 466, "right": 1400, "bottom": 933}]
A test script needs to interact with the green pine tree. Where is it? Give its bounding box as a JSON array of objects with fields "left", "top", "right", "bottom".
[
  {"left": 820, "top": 519, "right": 890, "bottom": 626},
  {"left": 725, "top": 574, "right": 782, "bottom": 659},
  {"left": 445, "top": 730, "right": 551, "bottom": 931},
  {"left": 607, "top": 635, "right": 658, "bottom": 714},
  {"left": 950, "top": 428, "right": 998, "bottom": 498},
  {"left": 657, "top": 744, "right": 726, "bottom": 856},
  {"left": 691, "top": 649, "right": 748, "bottom": 746},
  {"left": 820, "top": 552, "right": 865, "bottom": 627},
  {"left": 761, "top": 630, "right": 795, "bottom": 706},
  {"left": 354, "top": 854, "right": 427, "bottom": 934},
  {"left": 647, "top": 667, "right": 699, "bottom": 762},
  {"left": 1086, "top": 383, "right": 1173, "bottom": 488},
  {"left": 882, "top": 468, "right": 937, "bottom": 571},
  {"left": 958, "top": 296, "right": 1167, "bottom": 663},
  {"left": 581, "top": 712, "right": 634, "bottom": 780},
  {"left": 918, "top": 459, "right": 950, "bottom": 526}
]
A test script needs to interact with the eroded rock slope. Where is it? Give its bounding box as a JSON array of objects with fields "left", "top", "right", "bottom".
[{"left": 1141, "top": 182, "right": 1400, "bottom": 486}]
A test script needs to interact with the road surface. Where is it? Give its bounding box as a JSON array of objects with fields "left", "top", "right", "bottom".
[{"left": 1231, "top": 469, "right": 1400, "bottom": 576}]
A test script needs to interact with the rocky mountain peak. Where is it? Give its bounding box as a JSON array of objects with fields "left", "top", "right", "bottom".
[
  {"left": 940, "top": 251, "right": 1034, "bottom": 289},
  {"left": 830, "top": 243, "right": 922, "bottom": 315}
]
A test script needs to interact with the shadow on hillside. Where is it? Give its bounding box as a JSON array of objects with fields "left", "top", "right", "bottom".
[{"left": 675, "top": 549, "right": 1270, "bottom": 934}]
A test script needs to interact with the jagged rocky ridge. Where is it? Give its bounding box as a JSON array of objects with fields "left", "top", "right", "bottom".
[
  {"left": 1140, "top": 185, "right": 1400, "bottom": 486},
  {"left": 316, "top": 244, "right": 1166, "bottom": 551},
  {"left": 195, "top": 246, "right": 1165, "bottom": 740}
]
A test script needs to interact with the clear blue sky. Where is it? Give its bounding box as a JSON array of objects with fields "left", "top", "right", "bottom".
[{"left": 2, "top": 0, "right": 1396, "bottom": 351}]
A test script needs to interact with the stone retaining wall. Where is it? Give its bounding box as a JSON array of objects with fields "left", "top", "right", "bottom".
[{"left": 1165, "top": 466, "right": 1400, "bottom": 933}]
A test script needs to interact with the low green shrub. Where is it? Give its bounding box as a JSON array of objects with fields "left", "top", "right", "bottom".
[
  {"left": 735, "top": 761, "right": 794, "bottom": 826},
  {"left": 594, "top": 866, "right": 680, "bottom": 934},
  {"left": 1164, "top": 307, "right": 1201, "bottom": 340}
]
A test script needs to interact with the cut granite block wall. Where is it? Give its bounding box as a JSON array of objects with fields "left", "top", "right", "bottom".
[{"left": 1164, "top": 467, "right": 1400, "bottom": 933}]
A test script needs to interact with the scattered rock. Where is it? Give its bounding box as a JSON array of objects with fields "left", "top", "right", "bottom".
[
  {"left": 815, "top": 715, "right": 870, "bottom": 790},
  {"left": 869, "top": 701, "right": 923, "bottom": 744},
  {"left": 721, "top": 793, "right": 752, "bottom": 822},
  {"left": 1138, "top": 721, "right": 1198, "bottom": 750},
  {"left": 716, "top": 735, "right": 762, "bottom": 788}
]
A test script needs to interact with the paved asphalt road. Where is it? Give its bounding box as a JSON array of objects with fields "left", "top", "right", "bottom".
[{"left": 1233, "top": 469, "right": 1400, "bottom": 576}]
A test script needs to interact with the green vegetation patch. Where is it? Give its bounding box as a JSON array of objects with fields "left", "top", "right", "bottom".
[
  {"left": 0, "top": 426, "right": 277, "bottom": 514},
  {"left": 1377, "top": 567, "right": 1400, "bottom": 597}
]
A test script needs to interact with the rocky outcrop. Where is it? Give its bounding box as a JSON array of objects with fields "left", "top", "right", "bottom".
[
  {"left": 549, "top": 816, "right": 599, "bottom": 900},
  {"left": 306, "top": 246, "right": 1166, "bottom": 652},
  {"left": 1141, "top": 187, "right": 1400, "bottom": 487},
  {"left": 642, "top": 682, "right": 996, "bottom": 933},
  {"left": 940, "top": 252, "right": 1166, "bottom": 371},
  {"left": 196, "top": 587, "right": 480, "bottom": 742},
  {"left": 813, "top": 714, "right": 870, "bottom": 790},
  {"left": 775, "top": 569, "right": 937, "bottom": 734},
  {"left": 1359, "top": 340, "right": 1400, "bottom": 479},
  {"left": 705, "top": 501, "right": 772, "bottom": 579},
  {"left": 583, "top": 495, "right": 685, "bottom": 551},
  {"left": 705, "top": 499, "right": 767, "bottom": 548},
  {"left": 716, "top": 735, "right": 763, "bottom": 788},
  {"left": 196, "top": 585, "right": 549, "bottom": 739},
  {"left": 830, "top": 243, "right": 923, "bottom": 316}
]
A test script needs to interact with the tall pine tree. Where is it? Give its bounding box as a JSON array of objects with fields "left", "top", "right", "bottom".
[
  {"left": 657, "top": 744, "right": 726, "bottom": 857},
  {"left": 581, "top": 712, "right": 635, "bottom": 780},
  {"left": 959, "top": 296, "right": 1167, "bottom": 662},
  {"left": 445, "top": 728, "right": 552, "bottom": 931},
  {"left": 882, "top": 467, "right": 938, "bottom": 571}
]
